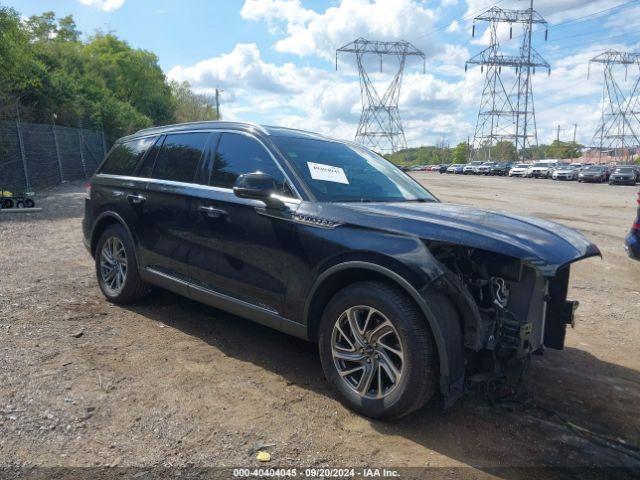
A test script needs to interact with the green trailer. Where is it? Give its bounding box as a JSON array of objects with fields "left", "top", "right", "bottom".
[{"left": 0, "top": 188, "right": 35, "bottom": 209}]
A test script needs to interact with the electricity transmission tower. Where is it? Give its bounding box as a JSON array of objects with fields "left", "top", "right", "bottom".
[
  {"left": 589, "top": 50, "right": 640, "bottom": 163},
  {"left": 336, "top": 38, "right": 425, "bottom": 153},
  {"left": 466, "top": 0, "right": 549, "bottom": 161}
]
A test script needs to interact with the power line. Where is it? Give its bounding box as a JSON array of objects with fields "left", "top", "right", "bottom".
[{"left": 508, "top": 0, "right": 639, "bottom": 44}]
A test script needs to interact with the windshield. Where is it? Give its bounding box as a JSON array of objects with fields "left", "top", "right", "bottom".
[
  {"left": 514, "top": 164, "right": 529, "bottom": 168},
  {"left": 614, "top": 167, "right": 634, "bottom": 173},
  {"left": 272, "top": 136, "right": 437, "bottom": 203},
  {"left": 584, "top": 166, "right": 602, "bottom": 171},
  {"left": 533, "top": 163, "right": 547, "bottom": 167}
]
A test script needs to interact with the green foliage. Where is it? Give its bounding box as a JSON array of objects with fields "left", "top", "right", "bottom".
[
  {"left": 490, "top": 141, "right": 518, "bottom": 161},
  {"left": 1, "top": 7, "right": 207, "bottom": 143},
  {"left": 385, "top": 146, "right": 452, "bottom": 166},
  {"left": 451, "top": 142, "right": 470, "bottom": 163},
  {"left": 170, "top": 80, "right": 220, "bottom": 123}
]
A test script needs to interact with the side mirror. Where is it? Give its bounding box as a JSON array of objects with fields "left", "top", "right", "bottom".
[{"left": 233, "top": 172, "right": 285, "bottom": 210}]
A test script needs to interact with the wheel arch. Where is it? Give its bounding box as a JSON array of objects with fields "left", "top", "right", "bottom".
[
  {"left": 305, "top": 261, "right": 464, "bottom": 400},
  {"left": 90, "top": 211, "right": 136, "bottom": 258}
]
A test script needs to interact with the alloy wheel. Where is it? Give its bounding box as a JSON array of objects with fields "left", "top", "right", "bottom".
[
  {"left": 331, "top": 306, "right": 405, "bottom": 399},
  {"left": 99, "top": 236, "right": 127, "bottom": 295}
]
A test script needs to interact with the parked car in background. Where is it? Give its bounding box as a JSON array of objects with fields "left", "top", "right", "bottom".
[
  {"left": 447, "top": 164, "right": 465, "bottom": 174},
  {"left": 477, "top": 162, "right": 497, "bottom": 175},
  {"left": 509, "top": 163, "right": 530, "bottom": 177},
  {"left": 609, "top": 166, "right": 637, "bottom": 185},
  {"left": 83, "top": 120, "right": 601, "bottom": 419},
  {"left": 625, "top": 190, "right": 640, "bottom": 260},
  {"left": 463, "top": 160, "right": 484, "bottom": 174},
  {"left": 490, "top": 163, "right": 513, "bottom": 176},
  {"left": 552, "top": 165, "right": 579, "bottom": 181},
  {"left": 579, "top": 165, "right": 608, "bottom": 183},
  {"left": 528, "top": 162, "right": 555, "bottom": 178}
]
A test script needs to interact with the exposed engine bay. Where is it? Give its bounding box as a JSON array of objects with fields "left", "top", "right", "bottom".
[{"left": 431, "top": 244, "right": 580, "bottom": 391}]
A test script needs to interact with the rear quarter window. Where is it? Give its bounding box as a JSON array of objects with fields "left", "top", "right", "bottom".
[{"left": 100, "top": 136, "right": 156, "bottom": 176}]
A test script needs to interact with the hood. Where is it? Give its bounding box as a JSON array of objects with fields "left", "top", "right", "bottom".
[{"left": 305, "top": 201, "right": 600, "bottom": 275}]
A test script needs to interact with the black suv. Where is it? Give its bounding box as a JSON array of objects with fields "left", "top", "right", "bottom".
[{"left": 83, "top": 121, "right": 600, "bottom": 419}]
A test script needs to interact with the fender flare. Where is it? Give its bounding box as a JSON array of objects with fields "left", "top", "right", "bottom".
[
  {"left": 90, "top": 211, "right": 138, "bottom": 260},
  {"left": 305, "top": 261, "right": 464, "bottom": 400}
]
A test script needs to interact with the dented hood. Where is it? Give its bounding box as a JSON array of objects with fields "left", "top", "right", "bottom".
[{"left": 318, "top": 201, "right": 601, "bottom": 274}]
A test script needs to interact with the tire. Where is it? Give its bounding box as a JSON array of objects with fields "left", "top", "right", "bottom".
[
  {"left": 95, "top": 224, "right": 150, "bottom": 304},
  {"left": 2, "top": 199, "right": 14, "bottom": 209},
  {"left": 24, "top": 199, "right": 34, "bottom": 208},
  {"left": 16, "top": 201, "right": 24, "bottom": 209},
  {"left": 318, "top": 281, "right": 438, "bottom": 420}
]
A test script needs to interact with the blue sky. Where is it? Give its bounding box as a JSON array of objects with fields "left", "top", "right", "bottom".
[{"left": 7, "top": 0, "right": 640, "bottom": 148}]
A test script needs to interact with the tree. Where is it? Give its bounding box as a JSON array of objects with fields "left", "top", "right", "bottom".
[
  {"left": 451, "top": 142, "right": 470, "bottom": 164},
  {"left": 491, "top": 141, "right": 517, "bottom": 161},
  {"left": 26, "top": 11, "right": 57, "bottom": 42},
  {"left": 170, "top": 80, "right": 219, "bottom": 123}
]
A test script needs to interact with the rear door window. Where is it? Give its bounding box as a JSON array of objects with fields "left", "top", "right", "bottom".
[
  {"left": 211, "top": 133, "right": 285, "bottom": 191},
  {"left": 100, "top": 136, "right": 156, "bottom": 176},
  {"left": 151, "top": 132, "right": 210, "bottom": 183}
]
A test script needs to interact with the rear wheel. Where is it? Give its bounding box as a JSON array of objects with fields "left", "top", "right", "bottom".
[
  {"left": 25, "top": 199, "right": 34, "bottom": 208},
  {"left": 16, "top": 201, "right": 24, "bottom": 208},
  {"left": 95, "top": 224, "right": 150, "bottom": 303},
  {"left": 318, "top": 281, "right": 438, "bottom": 419}
]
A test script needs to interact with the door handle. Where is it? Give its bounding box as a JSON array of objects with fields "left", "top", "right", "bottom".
[
  {"left": 198, "top": 205, "right": 226, "bottom": 218},
  {"left": 127, "top": 193, "right": 146, "bottom": 204}
]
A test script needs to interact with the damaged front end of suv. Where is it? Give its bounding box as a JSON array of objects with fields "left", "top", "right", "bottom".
[
  {"left": 322, "top": 201, "right": 602, "bottom": 407},
  {"left": 430, "top": 244, "right": 586, "bottom": 402}
]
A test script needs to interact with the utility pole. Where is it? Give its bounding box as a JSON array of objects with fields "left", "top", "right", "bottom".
[
  {"left": 215, "top": 88, "right": 223, "bottom": 120},
  {"left": 337, "top": 38, "right": 425, "bottom": 154},
  {"left": 572, "top": 124, "right": 578, "bottom": 159},
  {"left": 556, "top": 124, "right": 561, "bottom": 143}
]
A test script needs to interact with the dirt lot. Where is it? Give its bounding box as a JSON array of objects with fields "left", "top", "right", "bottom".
[{"left": 1, "top": 175, "right": 639, "bottom": 477}]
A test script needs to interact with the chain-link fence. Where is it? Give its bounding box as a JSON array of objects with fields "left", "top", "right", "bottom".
[{"left": 0, "top": 120, "right": 107, "bottom": 192}]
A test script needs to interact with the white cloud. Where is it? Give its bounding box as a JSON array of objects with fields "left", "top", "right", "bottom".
[
  {"left": 78, "top": 0, "right": 125, "bottom": 12},
  {"left": 241, "top": 0, "right": 440, "bottom": 61},
  {"left": 447, "top": 20, "right": 460, "bottom": 33},
  {"left": 240, "top": 0, "right": 317, "bottom": 25}
]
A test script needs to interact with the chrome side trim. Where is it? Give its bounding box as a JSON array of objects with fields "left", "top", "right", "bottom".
[{"left": 96, "top": 174, "right": 302, "bottom": 206}]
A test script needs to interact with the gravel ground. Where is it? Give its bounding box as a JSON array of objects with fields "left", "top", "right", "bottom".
[{"left": 1, "top": 175, "right": 639, "bottom": 477}]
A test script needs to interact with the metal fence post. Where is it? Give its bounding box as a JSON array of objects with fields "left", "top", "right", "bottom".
[
  {"left": 16, "top": 119, "right": 31, "bottom": 191},
  {"left": 52, "top": 124, "right": 64, "bottom": 183},
  {"left": 78, "top": 120, "right": 88, "bottom": 179},
  {"left": 101, "top": 128, "right": 108, "bottom": 159}
]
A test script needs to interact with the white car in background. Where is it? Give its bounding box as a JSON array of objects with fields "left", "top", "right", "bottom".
[
  {"left": 552, "top": 164, "right": 579, "bottom": 180},
  {"left": 509, "top": 163, "right": 530, "bottom": 177},
  {"left": 463, "top": 160, "right": 484, "bottom": 174},
  {"left": 528, "top": 162, "right": 556, "bottom": 178}
]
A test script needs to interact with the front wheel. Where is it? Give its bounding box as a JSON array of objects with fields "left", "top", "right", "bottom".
[{"left": 318, "top": 281, "right": 439, "bottom": 419}]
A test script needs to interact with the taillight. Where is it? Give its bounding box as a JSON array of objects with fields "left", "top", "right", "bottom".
[{"left": 84, "top": 182, "right": 91, "bottom": 200}]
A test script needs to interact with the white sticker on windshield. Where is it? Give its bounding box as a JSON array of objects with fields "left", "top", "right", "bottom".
[{"left": 307, "top": 162, "right": 349, "bottom": 184}]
